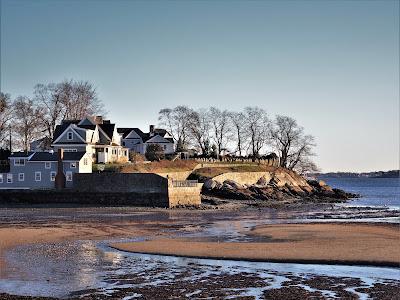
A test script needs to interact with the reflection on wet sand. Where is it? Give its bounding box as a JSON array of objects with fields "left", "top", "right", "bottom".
[{"left": 0, "top": 206, "right": 399, "bottom": 299}]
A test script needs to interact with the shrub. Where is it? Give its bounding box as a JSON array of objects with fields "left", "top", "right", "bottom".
[
  {"left": 129, "top": 151, "right": 146, "bottom": 163},
  {"left": 145, "top": 144, "right": 165, "bottom": 161}
]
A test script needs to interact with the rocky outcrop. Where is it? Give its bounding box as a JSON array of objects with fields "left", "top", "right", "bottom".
[{"left": 202, "top": 170, "right": 358, "bottom": 203}]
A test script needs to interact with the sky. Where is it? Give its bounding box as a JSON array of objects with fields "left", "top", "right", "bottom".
[{"left": 0, "top": 0, "right": 398, "bottom": 172}]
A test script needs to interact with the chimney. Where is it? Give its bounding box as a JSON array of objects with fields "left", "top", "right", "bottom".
[
  {"left": 149, "top": 125, "right": 155, "bottom": 136},
  {"left": 55, "top": 148, "right": 66, "bottom": 190},
  {"left": 95, "top": 116, "right": 103, "bottom": 124}
]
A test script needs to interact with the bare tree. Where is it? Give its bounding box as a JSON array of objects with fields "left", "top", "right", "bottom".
[
  {"left": 243, "top": 107, "right": 270, "bottom": 160},
  {"left": 187, "top": 108, "right": 211, "bottom": 155},
  {"left": 229, "top": 111, "right": 247, "bottom": 156},
  {"left": 270, "top": 115, "right": 317, "bottom": 170},
  {"left": 294, "top": 158, "right": 320, "bottom": 175},
  {"left": 158, "top": 106, "right": 192, "bottom": 151},
  {"left": 33, "top": 83, "right": 64, "bottom": 140},
  {"left": 0, "top": 92, "right": 13, "bottom": 148},
  {"left": 209, "top": 107, "right": 232, "bottom": 156},
  {"left": 59, "top": 80, "right": 105, "bottom": 120},
  {"left": 13, "top": 96, "right": 44, "bottom": 152}
]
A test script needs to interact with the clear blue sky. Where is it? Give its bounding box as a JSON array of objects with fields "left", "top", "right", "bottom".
[{"left": 1, "top": 0, "right": 398, "bottom": 172}]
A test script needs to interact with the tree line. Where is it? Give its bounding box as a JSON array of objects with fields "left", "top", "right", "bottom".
[
  {"left": 159, "top": 106, "right": 319, "bottom": 174},
  {"left": 0, "top": 79, "right": 104, "bottom": 152}
]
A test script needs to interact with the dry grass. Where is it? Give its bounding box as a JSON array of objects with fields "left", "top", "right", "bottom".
[
  {"left": 120, "top": 160, "right": 199, "bottom": 173},
  {"left": 192, "top": 164, "right": 279, "bottom": 179}
]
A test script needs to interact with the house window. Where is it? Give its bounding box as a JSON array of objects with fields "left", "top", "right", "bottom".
[
  {"left": 64, "top": 148, "right": 77, "bottom": 152},
  {"left": 0, "top": 174, "right": 3, "bottom": 183},
  {"left": 35, "top": 172, "right": 41, "bottom": 182},
  {"left": 84, "top": 158, "right": 88, "bottom": 165},
  {"left": 18, "top": 173, "right": 24, "bottom": 181},
  {"left": 7, "top": 174, "right": 13, "bottom": 183},
  {"left": 67, "top": 132, "right": 73, "bottom": 140},
  {"left": 70, "top": 162, "right": 77, "bottom": 168},
  {"left": 50, "top": 172, "right": 56, "bottom": 182},
  {"left": 45, "top": 162, "right": 51, "bottom": 169},
  {"left": 163, "top": 145, "right": 167, "bottom": 150},
  {"left": 14, "top": 159, "right": 25, "bottom": 166},
  {"left": 122, "top": 141, "right": 125, "bottom": 146},
  {"left": 106, "top": 148, "right": 108, "bottom": 153},
  {"left": 66, "top": 171, "right": 73, "bottom": 182}
]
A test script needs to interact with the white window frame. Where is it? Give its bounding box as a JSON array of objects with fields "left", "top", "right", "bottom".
[
  {"left": 35, "top": 171, "right": 41, "bottom": 182},
  {"left": 70, "top": 162, "right": 77, "bottom": 168},
  {"left": 64, "top": 148, "right": 77, "bottom": 152},
  {"left": 66, "top": 171, "right": 73, "bottom": 182},
  {"left": 14, "top": 159, "right": 25, "bottom": 166},
  {"left": 0, "top": 174, "right": 3, "bottom": 183},
  {"left": 50, "top": 171, "right": 56, "bottom": 182},
  {"left": 18, "top": 173, "right": 24, "bottom": 182},
  {"left": 67, "top": 132, "right": 73, "bottom": 140},
  {"left": 45, "top": 162, "right": 51, "bottom": 169},
  {"left": 7, "top": 174, "right": 12, "bottom": 183}
]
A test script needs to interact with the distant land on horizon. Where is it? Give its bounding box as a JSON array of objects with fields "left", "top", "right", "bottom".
[{"left": 314, "top": 170, "right": 399, "bottom": 179}]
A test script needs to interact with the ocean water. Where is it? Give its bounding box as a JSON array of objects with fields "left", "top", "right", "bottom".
[{"left": 321, "top": 177, "right": 400, "bottom": 209}]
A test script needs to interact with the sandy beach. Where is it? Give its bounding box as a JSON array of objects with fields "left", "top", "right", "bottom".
[{"left": 112, "top": 223, "right": 400, "bottom": 267}]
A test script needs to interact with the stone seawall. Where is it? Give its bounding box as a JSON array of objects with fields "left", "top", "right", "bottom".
[
  {"left": 213, "top": 172, "right": 273, "bottom": 185},
  {"left": 168, "top": 184, "right": 203, "bottom": 207},
  {"left": 0, "top": 173, "right": 203, "bottom": 208},
  {"left": 0, "top": 190, "right": 168, "bottom": 207},
  {"left": 74, "top": 173, "right": 168, "bottom": 193}
]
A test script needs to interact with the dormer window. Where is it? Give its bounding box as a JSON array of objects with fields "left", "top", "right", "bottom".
[{"left": 67, "top": 132, "right": 73, "bottom": 140}]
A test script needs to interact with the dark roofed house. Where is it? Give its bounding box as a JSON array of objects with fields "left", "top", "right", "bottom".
[
  {"left": 118, "top": 125, "right": 175, "bottom": 155},
  {"left": 0, "top": 151, "right": 92, "bottom": 190},
  {"left": 51, "top": 116, "right": 129, "bottom": 164}
]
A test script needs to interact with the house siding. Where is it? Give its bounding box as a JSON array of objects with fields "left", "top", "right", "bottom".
[{"left": 0, "top": 158, "right": 87, "bottom": 190}]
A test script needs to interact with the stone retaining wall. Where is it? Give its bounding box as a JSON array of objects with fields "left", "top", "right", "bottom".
[
  {"left": 213, "top": 172, "right": 273, "bottom": 185},
  {"left": 0, "top": 190, "right": 168, "bottom": 207}
]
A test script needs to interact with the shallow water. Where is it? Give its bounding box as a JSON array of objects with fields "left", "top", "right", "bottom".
[
  {"left": 1, "top": 240, "right": 399, "bottom": 299},
  {"left": 0, "top": 207, "right": 399, "bottom": 299}
]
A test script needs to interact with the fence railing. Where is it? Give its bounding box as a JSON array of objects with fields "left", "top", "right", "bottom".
[{"left": 171, "top": 180, "right": 198, "bottom": 187}]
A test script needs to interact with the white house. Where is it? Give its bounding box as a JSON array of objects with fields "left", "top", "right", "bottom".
[
  {"left": 52, "top": 116, "right": 129, "bottom": 164},
  {"left": 117, "top": 125, "right": 175, "bottom": 155}
]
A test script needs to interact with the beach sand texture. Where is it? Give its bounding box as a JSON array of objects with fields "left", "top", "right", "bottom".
[{"left": 112, "top": 223, "right": 400, "bottom": 266}]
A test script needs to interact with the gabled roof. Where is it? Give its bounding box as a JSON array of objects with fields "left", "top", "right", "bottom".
[
  {"left": 118, "top": 128, "right": 147, "bottom": 140},
  {"left": 29, "top": 151, "right": 87, "bottom": 162},
  {"left": 99, "top": 123, "right": 115, "bottom": 140}
]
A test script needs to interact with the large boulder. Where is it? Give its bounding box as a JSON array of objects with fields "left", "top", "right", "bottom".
[
  {"left": 203, "top": 179, "right": 221, "bottom": 190},
  {"left": 256, "top": 175, "right": 268, "bottom": 186},
  {"left": 223, "top": 180, "right": 246, "bottom": 190}
]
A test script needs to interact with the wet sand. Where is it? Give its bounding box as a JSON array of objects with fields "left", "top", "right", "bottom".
[{"left": 112, "top": 223, "right": 400, "bottom": 267}]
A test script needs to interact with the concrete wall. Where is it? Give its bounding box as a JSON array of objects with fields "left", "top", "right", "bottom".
[
  {"left": 168, "top": 183, "right": 203, "bottom": 207},
  {"left": 0, "top": 190, "right": 168, "bottom": 207},
  {"left": 213, "top": 172, "right": 273, "bottom": 185},
  {"left": 74, "top": 173, "right": 202, "bottom": 208},
  {"left": 157, "top": 171, "right": 192, "bottom": 181},
  {"left": 74, "top": 173, "right": 169, "bottom": 193}
]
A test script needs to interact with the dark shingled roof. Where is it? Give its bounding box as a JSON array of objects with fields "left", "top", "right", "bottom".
[
  {"left": 29, "top": 151, "right": 86, "bottom": 162},
  {"left": 117, "top": 128, "right": 147, "bottom": 140},
  {"left": 53, "top": 120, "right": 80, "bottom": 141},
  {"left": 99, "top": 123, "right": 115, "bottom": 140},
  {"left": 9, "top": 152, "right": 34, "bottom": 158}
]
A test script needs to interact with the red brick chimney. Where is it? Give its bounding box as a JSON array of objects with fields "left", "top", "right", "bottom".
[{"left": 55, "top": 148, "right": 66, "bottom": 190}]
